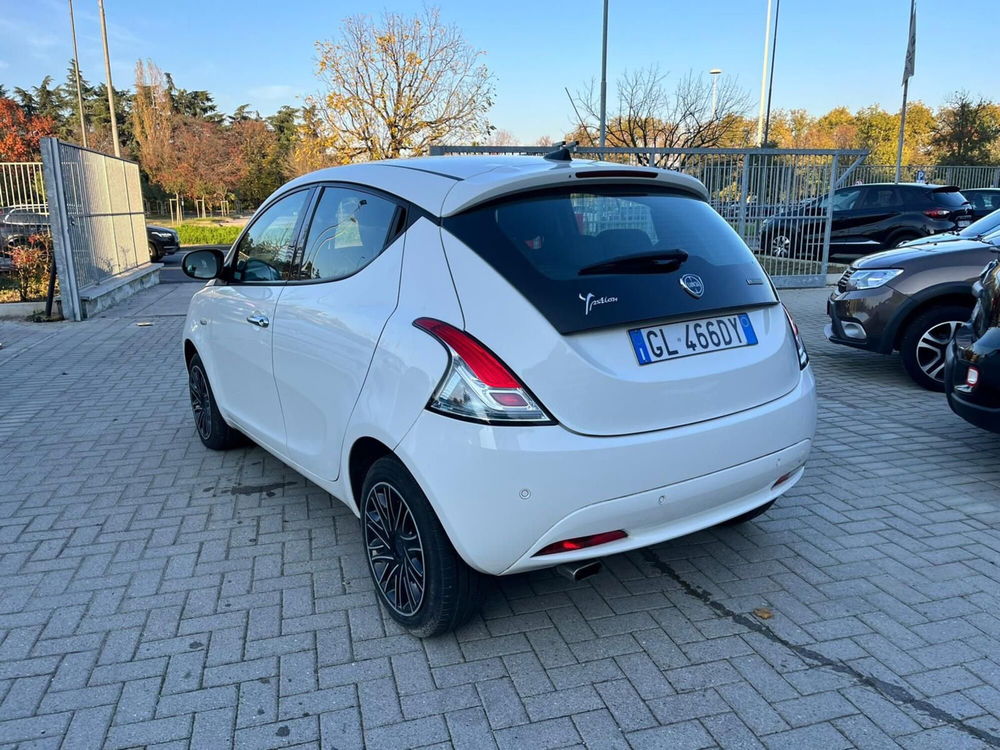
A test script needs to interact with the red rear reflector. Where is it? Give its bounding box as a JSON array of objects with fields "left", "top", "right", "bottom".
[
  {"left": 413, "top": 318, "right": 520, "bottom": 388},
  {"left": 492, "top": 392, "right": 528, "bottom": 407},
  {"left": 924, "top": 208, "right": 950, "bottom": 218},
  {"left": 535, "top": 530, "right": 627, "bottom": 556}
]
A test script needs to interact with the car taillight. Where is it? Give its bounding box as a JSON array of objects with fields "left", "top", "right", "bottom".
[
  {"left": 535, "top": 530, "right": 627, "bottom": 556},
  {"left": 923, "top": 208, "right": 951, "bottom": 218},
  {"left": 783, "top": 305, "right": 809, "bottom": 369},
  {"left": 413, "top": 318, "right": 554, "bottom": 425}
]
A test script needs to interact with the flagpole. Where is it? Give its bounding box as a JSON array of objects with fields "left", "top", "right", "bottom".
[
  {"left": 895, "top": 0, "right": 916, "bottom": 184},
  {"left": 894, "top": 79, "right": 909, "bottom": 184}
]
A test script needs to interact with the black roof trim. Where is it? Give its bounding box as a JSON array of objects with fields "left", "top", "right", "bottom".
[{"left": 381, "top": 163, "right": 462, "bottom": 181}]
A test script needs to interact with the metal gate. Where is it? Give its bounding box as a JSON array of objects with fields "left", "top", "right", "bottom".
[
  {"left": 40, "top": 138, "right": 148, "bottom": 320},
  {"left": 429, "top": 145, "right": 868, "bottom": 287}
]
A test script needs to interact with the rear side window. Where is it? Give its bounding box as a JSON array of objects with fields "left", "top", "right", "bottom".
[
  {"left": 296, "top": 187, "right": 400, "bottom": 281},
  {"left": 860, "top": 187, "right": 903, "bottom": 209},
  {"left": 444, "top": 185, "right": 777, "bottom": 334}
]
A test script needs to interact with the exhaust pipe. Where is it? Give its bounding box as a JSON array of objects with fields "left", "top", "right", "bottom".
[{"left": 556, "top": 560, "right": 603, "bottom": 582}]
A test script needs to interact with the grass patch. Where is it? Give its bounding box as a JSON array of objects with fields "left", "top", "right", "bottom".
[{"left": 176, "top": 224, "right": 242, "bottom": 246}]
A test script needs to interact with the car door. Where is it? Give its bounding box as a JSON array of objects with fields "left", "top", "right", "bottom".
[
  {"left": 827, "top": 186, "right": 877, "bottom": 257},
  {"left": 201, "top": 188, "right": 312, "bottom": 451},
  {"left": 272, "top": 185, "right": 405, "bottom": 481}
]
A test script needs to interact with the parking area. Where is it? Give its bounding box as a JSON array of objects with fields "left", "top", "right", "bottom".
[{"left": 1, "top": 283, "right": 1000, "bottom": 749}]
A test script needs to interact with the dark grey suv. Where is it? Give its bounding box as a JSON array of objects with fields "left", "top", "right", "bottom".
[{"left": 826, "top": 233, "right": 997, "bottom": 389}]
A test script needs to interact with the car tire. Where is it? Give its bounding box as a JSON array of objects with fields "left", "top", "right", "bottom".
[
  {"left": 188, "top": 353, "right": 244, "bottom": 449},
  {"left": 719, "top": 499, "right": 776, "bottom": 526},
  {"left": 900, "top": 305, "right": 971, "bottom": 391},
  {"left": 360, "top": 456, "right": 481, "bottom": 637},
  {"left": 149, "top": 242, "right": 162, "bottom": 262}
]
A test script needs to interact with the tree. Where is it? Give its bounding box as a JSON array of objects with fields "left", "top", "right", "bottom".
[
  {"left": 132, "top": 60, "right": 176, "bottom": 188},
  {"left": 311, "top": 7, "right": 495, "bottom": 160},
  {"left": 932, "top": 92, "right": 1000, "bottom": 165},
  {"left": 171, "top": 117, "right": 244, "bottom": 201},
  {"left": 0, "top": 98, "right": 55, "bottom": 160},
  {"left": 569, "top": 66, "right": 751, "bottom": 165},
  {"left": 232, "top": 117, "right": 282, "bottom": 204},
  {"left": 286, "top": 104, "right": 346, "bottom": 176}
]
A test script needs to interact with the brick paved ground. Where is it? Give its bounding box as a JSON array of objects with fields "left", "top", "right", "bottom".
[{"left": 1, "top": 282, "right": 999, "bottom": 749}]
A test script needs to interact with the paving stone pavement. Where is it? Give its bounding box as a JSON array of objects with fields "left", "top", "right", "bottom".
[{"left": 1, "top": 282, "right": 1000, "bottom": 749}]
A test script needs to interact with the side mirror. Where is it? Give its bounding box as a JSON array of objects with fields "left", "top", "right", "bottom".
[{"left": 182, "top": 248, "right": 225, "bottom": 280}]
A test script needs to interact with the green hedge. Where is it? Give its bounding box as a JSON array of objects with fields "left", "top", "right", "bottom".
[{"left": 175, "top": 224, "right": 242, "bottom": 246}]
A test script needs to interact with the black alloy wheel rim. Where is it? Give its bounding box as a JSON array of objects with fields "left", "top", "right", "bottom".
[
  {"left": 189, "top": 366, "right": 212, "bottom": 439},
  {"left": 364, "top": 481, "right": 426, "bottom": 616}
]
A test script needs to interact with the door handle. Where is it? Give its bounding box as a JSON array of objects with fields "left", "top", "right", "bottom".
[{"left": 246, "top": 313, "right": 269, "bottom": 328}]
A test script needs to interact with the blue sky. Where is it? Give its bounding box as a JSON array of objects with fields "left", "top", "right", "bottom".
[{"left": 2, "top": 0, "right": 997, "bottom": 142}]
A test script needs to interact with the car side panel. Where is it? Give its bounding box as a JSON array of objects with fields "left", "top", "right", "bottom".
[{"left": 337, "top": 217, "right": 463, "bottom": 514}]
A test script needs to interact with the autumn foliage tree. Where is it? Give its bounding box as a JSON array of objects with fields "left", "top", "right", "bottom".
[
  {"left": 310, "top": 7, "right": 495, "bottom": 161},
  {"left": 0, "top": 98, "right": 55, "bottom": 161}
]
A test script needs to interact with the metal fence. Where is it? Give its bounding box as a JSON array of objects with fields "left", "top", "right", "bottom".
[
  {"left": 848, "top": 164, "right": 1000, "bottom": 189},
  {"left": 40, "top": 138, "right": 147, "bottom": 321},
  {"left": 430, "top": 145, "right": 868, "bottom": 287},
  {"left": 0, "top": 161, "right": 46, "bottom": 211}
]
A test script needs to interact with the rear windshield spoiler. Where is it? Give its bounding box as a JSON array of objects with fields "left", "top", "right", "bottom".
[{"left": 931, "top": 185, "right": 961, "bottom": 193}]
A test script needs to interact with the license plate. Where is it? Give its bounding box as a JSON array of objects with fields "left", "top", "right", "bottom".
[
  {"left": 958, "top": 219, "right": 971, "bottom": 227},
  {"left": 629, "top": 313, "right": 758, "bottom": 365}
]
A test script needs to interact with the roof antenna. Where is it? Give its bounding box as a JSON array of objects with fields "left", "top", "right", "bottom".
[{"left": 543, "top": 140, "right": 579, "bottom": 162}]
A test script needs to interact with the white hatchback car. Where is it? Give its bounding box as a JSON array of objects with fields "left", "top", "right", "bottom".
[{"left": 181, "top": 153, "right": 817, "bottom": 635}]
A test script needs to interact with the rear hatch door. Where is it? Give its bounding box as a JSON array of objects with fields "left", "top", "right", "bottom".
[{"left": 441, "top": 184, "right": 802, "bottom": 436}]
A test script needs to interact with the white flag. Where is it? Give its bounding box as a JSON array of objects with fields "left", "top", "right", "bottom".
[{"left": 902, "top": 0, "right": 916, "bottom": 84}]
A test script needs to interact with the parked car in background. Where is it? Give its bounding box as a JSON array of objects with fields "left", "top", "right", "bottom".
[
  {"left": 147, "top": 225, "right": 180, "bottom": 261},
  {"left": 180, "top": 154, "right": 817, "bottom": 635},
  {"left": 761, "top": 183, "right": 973, "bottom": 262},
  {"left": 899, "top": 207, "right": 1000, "bottom": 248},
  {"left": 945, "top": 254, "right": 1000, "bottom": 433},
  {"left": 827, "top": 236, "right": 995, "bottom": 389},
  {"left": 961, "top": 188, "right": 1000, "bottom": 221},
  {"left": 0, "top": 206, "right": 180, "bottom": 267}
]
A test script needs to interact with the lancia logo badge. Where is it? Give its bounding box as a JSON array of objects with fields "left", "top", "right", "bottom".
[{"left": 679, "top": 274, "right": 704, "bottom": 299}]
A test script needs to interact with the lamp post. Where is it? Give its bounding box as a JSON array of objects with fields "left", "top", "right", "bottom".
[
  {"left": 599, "top": 0, "right": 609, "bottom": 149},
  {"left": 68, "top": 0, "right": 87, "bottom": 147},
  {"left": 97, "top": 0, "right": 121, "bottom": 157},
  {"left": 709, "top": 69, "right": 723, "bottom": 120},
  {"left": 755, "top": 0, "right": 773, "bottom": 146}
]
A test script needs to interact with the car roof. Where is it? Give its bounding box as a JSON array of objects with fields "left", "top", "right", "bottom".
[{"left": 276, "top": 155, "right": 710, "bottom": 218}]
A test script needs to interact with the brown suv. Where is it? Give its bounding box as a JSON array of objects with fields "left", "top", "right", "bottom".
[{"left": 826, "top": 233, "right": 996, "bottom": 389}]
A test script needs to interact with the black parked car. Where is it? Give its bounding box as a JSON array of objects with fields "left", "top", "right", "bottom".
[
  {"left": 945, "top": 253, "right": 1000, "bottom": 433},
  {"left": 761, "top": 183, "right": 973, "bottom": 262},
  {"left": 0, "top": 206, "right": 179, "bottom": 266},
  {"left": 827, "top": 233, "right": 996, "bottom": 389},
  {"left": 146, "top": 224, "right": 180, "bottom": 261},
  {"left": 961, "top": 188, "right": 1000, "bottom": 221}
]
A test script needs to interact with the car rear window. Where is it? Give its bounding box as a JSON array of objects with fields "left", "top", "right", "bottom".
[
  {"left": 927, "top": 189, "right": 969, "bottom": 207},
  {"left": 443, "top": 185, "right": 778, "bottom": 334}
]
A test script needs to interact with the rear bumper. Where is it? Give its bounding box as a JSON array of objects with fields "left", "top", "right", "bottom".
[{"left": 396, "top": 368, "right": 817, "bottom": 575}]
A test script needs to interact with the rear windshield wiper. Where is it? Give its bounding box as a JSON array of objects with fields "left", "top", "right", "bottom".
[{"left": 578, "top": 249, "right": 689, "bottom": 276}]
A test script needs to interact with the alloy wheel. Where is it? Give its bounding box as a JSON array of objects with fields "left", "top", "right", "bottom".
[
  {"left": 189, "top": 365, "right": 212, "bottom": 440},
  {"left": 363, "top": 481, "right": 426, "bottom": 616},
  {"left": 769, "top": 235, "right": 792, "bottom": 258},
  {"left": 915, "top": 320, "right": 960, "bottom": 382}
]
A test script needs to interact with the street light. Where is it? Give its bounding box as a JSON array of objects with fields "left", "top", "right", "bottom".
[{"left": 709, "top": 69, "right": 723, "bottom": 119}]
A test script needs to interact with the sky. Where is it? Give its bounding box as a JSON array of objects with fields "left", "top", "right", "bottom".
[{"left": 2, "top": 0, "right": 998, "bottom": 143}]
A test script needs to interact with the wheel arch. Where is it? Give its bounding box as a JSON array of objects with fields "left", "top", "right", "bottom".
[
  {"left": 890, "top": 289, "right": 975, "bottom": 351},
  {"left": 183, "top": 339, "right": 198, "bottom": 367},
  {"left": 348, "top": 436, "right": 395, "bottom": 509}
]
